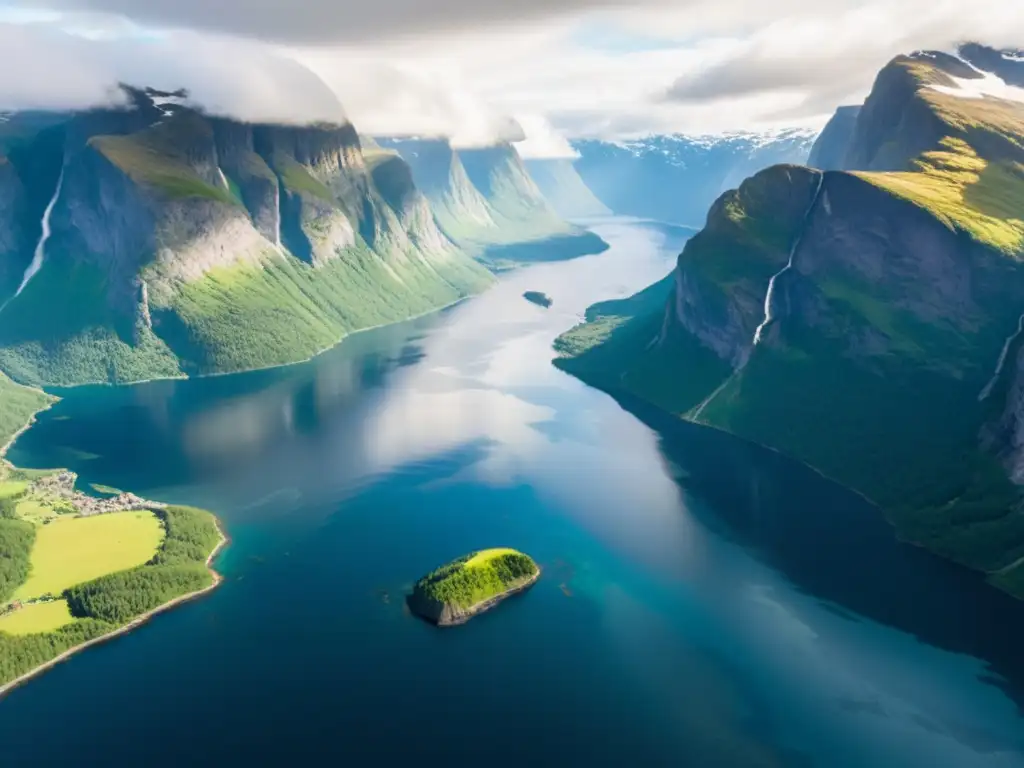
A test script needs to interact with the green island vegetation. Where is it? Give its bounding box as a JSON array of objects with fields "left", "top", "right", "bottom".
[
  {"left": 554, "top": 52, "right": 1024, "bottom": 598},
  {"left": 523, "top": 291, "right": 553, "bottom": 308},
  {"left": 0, "top": 374, "right": 224, "bottom": 688},
  {"left": 409, "top": 548, "right": 540, "bottom": 626}
]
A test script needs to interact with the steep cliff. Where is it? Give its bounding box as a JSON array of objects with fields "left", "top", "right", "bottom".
[
  {"left": 807, "top": 106, "right": 860, "bottom": 170},
  {"left": 0, "top": 91, "right": 492, "bottom": 386},
  {"left": 374, "top": 137, "right": 496, "bottom": 241},
  {"left": 379, "top": 137, "right": 607, "bottom": 264},
  {"left": 522, "top": 157, "right": 611, "bottom": 219},
  {"left": 556, "top": 45, "right": 1024, "bottom": 597},
  {"left": 572, "top": 130, "right": 817, "bottom": 226},
  {"left": 0, "top": 156, "right": 29, "bottom": 300}
]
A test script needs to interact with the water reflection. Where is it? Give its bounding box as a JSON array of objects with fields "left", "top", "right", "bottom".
[{"left": 10, "top": 219, "right": 1024, "bottom": 766}]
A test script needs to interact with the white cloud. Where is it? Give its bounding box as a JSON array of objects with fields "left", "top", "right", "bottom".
[
  {"left": 0, "top": 0, "right": 1021, "bottom": 142},
  {"left": 512, "top": 114, "right": 578, "bottom": 158},
  {"left": 12, "top": 0, "right": 633, "bottom": 45},
  {"left": 300, "top": 52, "right": 522, "bottom": 145},
  {"left": 0, "top": 22, "right": 345, "bottom": 123}
]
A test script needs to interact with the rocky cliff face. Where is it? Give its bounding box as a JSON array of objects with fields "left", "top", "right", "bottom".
[
  {"left": 375, "top": 137, "right": 496, "bottom": 240},
  {"left": 378, "top": 137, "right": 607, "bottom": 262},
  {"left": 0, "top": 156, "right": 29, "bottom": 297},
  {"left": 458, "top": 143, "right": 553, "bottom": 222},
  {"left": 808, "top": 106, "right": 860, "bottom": 170},
  {"left": 572, "top": 130, "right": 817, "bottom": 226},
  {"left": 556, "top": 43, "right": 1024, "bottom": 597},
  {"left": 0, "top": 89, "right": 492, "bottom": 386}
]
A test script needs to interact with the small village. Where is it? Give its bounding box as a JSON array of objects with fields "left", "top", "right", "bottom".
[{"left": 27, "top": 471, "right": 165, "bottom": 521}]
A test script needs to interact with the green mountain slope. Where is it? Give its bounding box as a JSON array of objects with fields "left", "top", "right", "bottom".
[
  {"left": 556, "top": 45, "right": 1024, "bottom": 597},
  {"left": 0, "top": 93, "right": 492, "bottom": 386},
  {"left": 377, "top": 137, "right": 607, "bottom": 265}
]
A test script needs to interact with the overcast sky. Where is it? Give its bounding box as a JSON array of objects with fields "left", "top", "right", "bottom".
[{"left": 0, "top": 0, "right": 1021, "bottom": 154}]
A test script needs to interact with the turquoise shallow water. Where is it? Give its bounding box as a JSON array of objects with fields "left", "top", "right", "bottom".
[{"left": 2, "top": 219, "right": 1024, "bottom": 766}]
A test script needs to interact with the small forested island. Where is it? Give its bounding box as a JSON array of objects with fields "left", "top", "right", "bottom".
[
  {"left": 0, "top": 372, "right": 226, "bottom": 695},
  {"left": 408, "top": 549, "right": 540, "bottom": 626},
  {"left": 524, "top": 291, "right": 553, "bottom": 308}
]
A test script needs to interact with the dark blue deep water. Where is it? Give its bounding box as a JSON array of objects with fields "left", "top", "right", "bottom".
[{"left": 3, "top": 220, "right": 1024, "bottom": 766}]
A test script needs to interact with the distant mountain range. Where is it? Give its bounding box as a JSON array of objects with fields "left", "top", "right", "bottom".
[
  {"left": 571, "top": 129, "right": 819, "bottom": 226},
  {"left": 556, "top": 43, "right": 1024, "bottom": 599}
]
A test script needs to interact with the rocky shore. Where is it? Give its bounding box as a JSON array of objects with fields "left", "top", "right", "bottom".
[{"left": 408, "top": 568, "right": 541, "bottom": 627}]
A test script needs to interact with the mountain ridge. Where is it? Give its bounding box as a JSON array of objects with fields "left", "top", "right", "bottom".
[
  {"left": 377, "top": 136, "right": 608, "bottom": 264},
  {"left": 555, "top": 43, "right": 1024, "bottom": 597},
  {"left": 572, "top": 129, "right": 818, "bottom": 226},
  {"left": 0, "top": 89, "right": 493, "bottom": 386}
]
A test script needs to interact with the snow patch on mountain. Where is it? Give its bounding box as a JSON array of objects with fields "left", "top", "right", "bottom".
[{"left": 930, "top": 56, "right": 1024, "bottom": 103}]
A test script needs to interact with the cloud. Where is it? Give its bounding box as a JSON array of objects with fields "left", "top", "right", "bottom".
[
  {"left": 513, "top": 115, "right": 579, "bottom": 158},
  {"left": 662, "top": 0, "right": 1024, "bottom": 120},
  {"left": 7, "top": 0, "right": 637, "bottom": 45},
  {"left": 300, "top": 53, "right": 521, "bottom": 145},
  {"left": 0, "top": 22, "right": 346, "bottom": 123},
  {"left": 0, "top": 0, "right": 1022, "bottom": 142}
]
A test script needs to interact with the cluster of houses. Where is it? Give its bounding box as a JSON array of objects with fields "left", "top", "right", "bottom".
[{"left": 30, "top": 471, "right": 164, "bottom": 519}]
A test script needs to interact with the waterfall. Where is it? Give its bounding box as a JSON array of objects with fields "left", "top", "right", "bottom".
[
  {"left": 979, "top": 313, "right": 1024, "bottom": 402},
  {"left": 752, "top": 266, "right": 787, "bottom": 345},
  {"left": 751, "top": 175, "right": 825, "bottom": 346},
  {"left": 693, "top": 174, "right": 825, "bottom": 422},
  {"left": 0, "top": 169, "right": 65, "bottom": 314},
  {"left": 217, "top": 168, "right": 229, "bottom": 190}
]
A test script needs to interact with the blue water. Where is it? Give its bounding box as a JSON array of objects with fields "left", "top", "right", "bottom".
[{"left": 3, "top": 219, "right": 1024, "bottom": 766}]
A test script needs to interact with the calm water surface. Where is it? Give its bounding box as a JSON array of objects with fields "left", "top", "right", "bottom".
[{"left": 3, "top": 219, "right": 1024, "bottom": 766}]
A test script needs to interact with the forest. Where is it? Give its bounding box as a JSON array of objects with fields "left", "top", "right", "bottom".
[
  {"left": 416, "top": 551, "right": 538, "bottom": 609},
  {"left": 0, "top": 505, "right": 222, "bottom": 686}
]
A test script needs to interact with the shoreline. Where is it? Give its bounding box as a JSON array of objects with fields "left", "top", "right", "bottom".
[
  {"left": 32, "top": 294, "right": 479, "bottom": 393},
  {"left": 413, "top": 568, "right": 542, "bottom": 627},
  {"left": 0, "top": 393, "right": 58, "bottom": 462},
  {"left": 570, "top": 376, "right": 1024, "bottom": 598},
  {"left": 7, "top": 225, "right": 611, "bottom": 394},
  {"left": 0, "top": 517, "right": 228, "bottom": 700}
]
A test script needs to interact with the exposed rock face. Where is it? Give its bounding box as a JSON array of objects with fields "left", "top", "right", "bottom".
[
  {"left": 662, "top": 165, "right": 822, "bottom": 366},
  {"left": 808, "top": 106, "right": 860, "bottom": 170},
  {"left": 664, "top": 167, "right": 1009, "bottom": 374},
  {"left": 0, "top": 156, "right": 30, "bottom": 295},
  {"left": 556, "top": 43, "right": 1024, "bottom": 596},
  {"left": 379, "top": 137, "right": 607, "bottom": 261},
  {"left": 210, "top": 118, "right": 282, "bottom": 246},
  {"left": 407, "top": 569, "right": 540, "bottom": 627},
  {"left": 842, "top": 57, "right": 953, "bottom": 170},
  {"left": 368, "top": 153, "right": 452, "bottom": 257},
  {"left": 375, "top": 137, "right": 496, "bottom": 237},
  {"left": 0, "top": 88, "right": 493, "bottom": 386}
]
